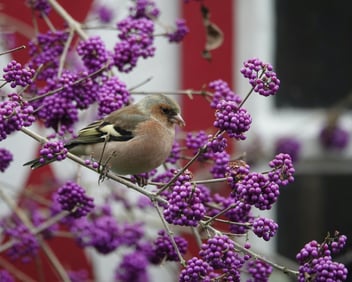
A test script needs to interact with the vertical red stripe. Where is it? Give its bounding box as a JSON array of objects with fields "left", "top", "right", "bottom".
[
  {"left": 180, "top": 0, "right": 235, "bottom": 258},
  {"left": 181, "top": 0, "right": 234, "bottom": 131}
]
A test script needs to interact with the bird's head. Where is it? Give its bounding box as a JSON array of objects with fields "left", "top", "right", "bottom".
[{"left": 139, "top": 94, "right": 185, "bottom": 127}]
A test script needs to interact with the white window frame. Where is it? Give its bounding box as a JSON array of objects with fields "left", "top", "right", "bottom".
[{"left": 234, "top": 0, "right": 352, "bottom": 175}]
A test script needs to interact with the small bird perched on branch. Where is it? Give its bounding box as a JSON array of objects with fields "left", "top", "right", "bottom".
[{"left": 24, "top": 94, "right": 185, "bottom": 177}]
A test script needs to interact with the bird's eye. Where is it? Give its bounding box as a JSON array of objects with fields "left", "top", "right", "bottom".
[{"left": 161, "top": 107, "right": 172, "bottom": 115}]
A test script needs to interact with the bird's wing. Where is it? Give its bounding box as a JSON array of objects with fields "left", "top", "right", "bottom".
[{"left": 65, "top": 113, "right": 148, "bottom": 148}]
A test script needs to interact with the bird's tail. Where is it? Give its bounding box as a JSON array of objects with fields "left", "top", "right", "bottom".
[{"left": 23, "top": 157, "right": 57, "bottom": 169}]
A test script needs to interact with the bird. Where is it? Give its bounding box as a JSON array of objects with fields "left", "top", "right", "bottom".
[{"left": 24, "top": 94, "right": 185, "bottom": 177}]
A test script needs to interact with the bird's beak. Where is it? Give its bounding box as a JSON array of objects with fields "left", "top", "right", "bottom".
[{"left": 172, "top": 114, "right": 186, "bottom": 127}]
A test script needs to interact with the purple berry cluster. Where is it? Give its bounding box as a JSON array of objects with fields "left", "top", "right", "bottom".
[
  {"left": 26, "top": 0, "right": 51, "bottom": 16},
  {"left": 296, "top": 235, "right": 348, "bottom": 281},
  {"left": 207, "top": 134, "right": 227, "bottom": 154},
  {"left": 0, "top": 270, "right": 14, "bottom": 282},
  {"left": 28, "top": 30, "right": 69, "bottom": 79},
  {"left": 77, "top": 36, "right": 109, "bottom": 72},
  {"left": 33, "top": 93, "right": 78, "bottom": 133},
  {"left": 247, "top": 259, "right": 273, "bottom": 282},
  {"left": 298, "top": 256, "right": 348, "bottom": 282},
  {"left": 38, "top": 140, "right": 68, "bottom": 164},
  {"left": 185, "top": 131, "right": 212, "bottom": 160},
  {"left": 199, "top": 235, "right": 244, "bottom": 278},
  {"left": 0, "top": 148, "right": 13, "bottom": 172},
  {"left": 167, "top": 19, "right": 189, "bottom": 43},
  {"left": 3, "top": 60, "right": 35, "bottom": 88},
  {"left": 319, "top": 125, "right": 349, "bottom": 150},
  {"left": 208, "top": 79, "right": 242, "bottom": 109},
  {"left": 214, "top": 100, "right": 252, "bottom": 140},
  {"left": 0, "top": 93, "right": 35, "bottom": 141},
  {"left": 268, "top": 153, "right": 295, "bottom": 186},
  {"left": 210, "top": 151, "right": 230, "bottom": 178},
  {"left": 165, "top": 141, "right": 181, "bottom": 164},
  {"left": 114, "top": 17, "right": 155, "bottom": 72},
  {"left": 149, "top": 230, "right": 188, "bottom": 263},
  {"left": 179, "top": 257, "right": 213, "bottom": 282},
  {"left": 275, "top": 136, "right": 301, "bottom": 162},
  {"left": 234, "top": 172, "right": 280, "bottom": 210},
  {"left": 296, "top": 233, "right": 348, "bottom": 264},
  {"left": 163, "top": 181, "right": 206, "bottom": 226},
  {"left": 296, "top": 240, "right": 329, "bottom": 264},
  {"left": 252, "top": 217, "right": 278, "bottom": 241},
  {"left": 0, "top": 218, "right": 39, "bottom": 262},
  {"left": 55, "top": 181, "right": 95, "bottom": 218},
  {"left": 95, "top": 5, "right": 114, "bottom": 23},
  {"left": 119, "top": 222, "right": 144, "bottom": 247},
  {"left": 72, "top": 214, "right": 120, "bottom": 254},
  {"left": 53, "top": 70, "right": 98, "bottom": 110},
  {"left": 97, "top": 76, "right": 130, "bottom": 117},
  {"left": 33, "top": 70, "right": 99, "bottom": 132},
  {"left": 129, "top": 0, "right": 160, "bottom": 19},
  {"left": 331, "top": 234, "right": 347, "bottom": 254},
  {"left": 240, "top": 58, "right": 280, "bottom": 96},
  {"left": 115, "top": 251, "right": 149, "bottom": 282}
]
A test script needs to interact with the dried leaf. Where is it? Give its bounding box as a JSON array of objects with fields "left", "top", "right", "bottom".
[{"left": 200, "top": 4, "right": 224, "bottom": 60}]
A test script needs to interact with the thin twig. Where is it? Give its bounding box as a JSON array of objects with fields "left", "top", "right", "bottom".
[
  {"left": 192, "top": 177, "right": 228, "bottom": 185},
  {"left": 0, "top": 257, "right": 37, "bottom": 282},
  {"left": 156, "top": 146, "right": 205, "bottom": 196},
  {"left": 41, "top": 13, "right": 56, "bottom": 32},
  {"left": 205, "top": 225, "right": 299, "bottom": 278},
  {"left": 26, "top": 63, "right": 108, "bottom": 102},
  {"left": 58, "top": 28, "right": 75, "bottom": 77},
  {"left": 203, "top": 202, "right": 239, "bottom": 226},
  {"left": 46, "top": 0, "right": 88, "bottom": 40},
  {"left": 152, "top": 200, "right": 186, "bottom": 267},
  {"left": 128, "top": 76, "right": 153, "bottom": 91},
  {"left": 191, "top": 226, "right": 203, "bottom": 248},
  {"left": 131, "top": 90, "right": 213, "bottom": 100},
  {"left": 0, "top": 45, "right": 26, "bottom": 56},
  {"left": 40, "top": 242, "right": 72, "bottom": 282},
  {"left": 31, "top": 211, "right": 69, "bottom": 235},
  {"left": 0, "top": 188, "right": 72, "bottom": 281}
]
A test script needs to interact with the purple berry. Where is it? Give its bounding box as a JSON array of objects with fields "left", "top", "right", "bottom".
[
  {"left": 214, "top": 100, "right": 252, "bottom": 140},
  {"left": 252, "top": 217, "right": 278, "bottom": 241},
  {"left": 0, "top": 93, "right": 35, "bottom": 141},
  {"left": 97, "top": 76, "right": 130, "bottom": 117},
  {"left": 3, "top": 60, "right": 35, "bottom": 88},
  {"left": 38, "top": 140, "right": 68, "bottom": 164},
  {"left": 55, "top": 181, "right": 95, "bottom": 218},
  {"left": 234, "top": 172, "right": 279, "bottom": 210},
  {"left": 319, "top": 125, "right": 349, "bottom": 150},
  {"left": 268, "top": 153, "right": 295, "bottom": 186},
  {"left": 149, "top": 230, "right": 188, "bottom": 263},
  {"left": 163, "top": 182, "right": 206, "bottom": 227},
  {"left": 208, "top": 79, "right": 242, "bottom": 109},
  {"left": 275, "top": 136, "right": 301, "bottom": 162},
  {"left": 247, "top": 259, "right": 273, "bottom": 282},
  {"left": 167, "top": 19, "right": 189, "bottom": 43},
  {"left": 179, "top": 257, "right": 213, "bottom": 282},
  {"left": 115, "top": 251, "right": 149, "bottom": 282},
  {"left": 0, "top": 148, "right": 13, "bottom": 172},
  {"left": 77, "top": 36, "right": 110, "bottom": 72},
  {"left": 240, "top": 58, "right": 280, "bottom": 96},
  {"left": 71, "top": 214, "right": 120, "bottom": 254}
]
